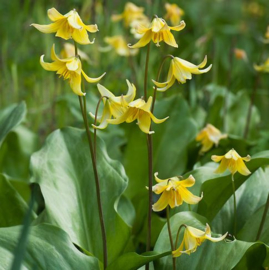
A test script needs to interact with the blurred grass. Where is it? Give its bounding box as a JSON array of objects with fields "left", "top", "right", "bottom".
[{"left": 1, "top": 0, "right": 269, "bottom": 140}]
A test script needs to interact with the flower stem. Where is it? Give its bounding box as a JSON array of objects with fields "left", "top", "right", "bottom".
[
  {"left": 74, "top": 40, "right": 107, "bottom": 268},
  {"left": 144, "top": 43, "right": 151, "bottom": 100},
  {"left": 174, "top": 224, "right": 186, "bottom": 250},
  {"left": 231, "top": 174, "right": 237, "bottom": 236},
  {"left": 166, "top": 207, "right": 176, "bottom": 270},
  {"left": 151, "top": 55, "right": 173, "bottom": 113},
  {"left": 256, "top": 193, "right": 269, "bottom": 241}
]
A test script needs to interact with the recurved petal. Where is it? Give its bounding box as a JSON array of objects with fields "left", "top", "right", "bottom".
[
  {"left": 92, "top": 102, "right": 111, "bottom": 129},
  {"left": 69, "top": 74, "right": 85, "bottom": 96},
  {"left": 106, "top": 109, "right": 131, "bottom": 125},
  {"left": 242, "top": 155, "right": 251, "bottom": 162},
  {"left": 162, "top": 30, "right": 178, "bottom": 48},
  {"left": 154, "top": 172, "right": 168, "bottom": 183},
  {"left": 156, "top": 77, "right": 176, "bottom": 92},
  {"left": 67, "top": 13, "right": 83, "bottom": 29},
  {"left": 31, "top": 22, "right": 60, "bottom": 33},
  {"left": 40, "top": 55, "right": 59, "bottom": 71},
  {"left": 169, "top": 20, "right": 186, "bottom": 31},
  {"left": 97, "top": 84, "right": 115, "bottom": 99},
  {"left": 205, "top": 231, "right": 228, "bottom": 242},
  {"left": 85, "top": 24, "right": 98, "bottom": 33},
  {"left": 186, "top": 226, "right": 205, "bottom": 238},
  {"left": 172, "top": 237, "right": 184, "bottom": 257},
  {"left": 152, "top": 182, "right": 169, "bottom": 194},
  {"left": 72, "top": 28, "right": 93, "bottom": 45},
  {"left": 211, "top": 155, "right": 223, "bottom": 162},
  {"left": 48, "top": 8, "right": 64, "bottom": 21},
  {"left": 150, "top": 112, "right": 169, "bottom": 124},
  {"left": 82, "top": 70, "right": 106, "bottom": 83},
  {"left": 236, "top": 159, "right": 251, "bottom": 176},
  {"left": 128, "top": 30, "right": 152, "bottom": 48},
  {"left": 125, "top": 80, "right": 136, "bottom": 103},
  {"left": 179, "top": 175, "right": 195, "bottom": 187},
  {"left": 178, "top": 186, "right": 203, "bottom": 205},
  {"left": 152, "top": 191, "right": 169, "bottom": 211}
]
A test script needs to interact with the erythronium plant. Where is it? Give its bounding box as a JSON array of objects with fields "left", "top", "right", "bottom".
[
  {"left": 212, "top": 149, "right": 251, "bottom": 235},
  {"left": 32, "top": 8, "right": 108, "bottom": 268},
  {"left": 152, "top": 173, "right": 202, "bottom": 269}
]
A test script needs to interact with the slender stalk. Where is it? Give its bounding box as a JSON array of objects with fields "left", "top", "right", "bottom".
[
  {"left": 151, "top": 55, "right": 173, "bottom": 113},
  {"left": 188, "top": 204, "right": 191, "bottom": 211},
  {"left": 256, "top": 193, "right": 269, "bottom": 241},
  {"left": 174, "top": 224, "right": 186, "bottom": 251},
  {"left": 93, "top": 96, "right": 108, "bottom": 158},
  {"left": 74, "top": 41, "right": 107, "bottom": 268},
  {"left": 166, "top": 207, "right": 176, "bottom": 270},
  {"left": 144, "top": 43, "right": 151, "bottom": 100},
  {"left": 231, "top": 174, "right": 237, "bottom": 236}
]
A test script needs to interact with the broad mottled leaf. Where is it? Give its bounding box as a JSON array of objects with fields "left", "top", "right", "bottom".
[
  {"left": 30, "top": 127, "right": 130, "bottom": 263},
  {"left": 0, "top": 224, "right": 99, "bottom": 270}
]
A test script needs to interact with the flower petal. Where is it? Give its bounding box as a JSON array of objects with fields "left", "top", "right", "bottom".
[
  {"left": 211, "top": 155, "right": 223, "bottom": 162},
  {"left": 92, "top": 102, "right": 111, "bottom": 129},
  {"left": 128, "top": 30, "right": 152, "bottom": 48},
  {"left": 169, "top": 20, "right": 186, "bottom": 31},
  {"left": 179, "top": 175, "right": 195, "bottom": 187},
  {"left": 82, "top": 70, "right": 106, "bottom": 83},
  {"left": 162, "top": 30, "right": 178, "bottom": 48},
  {"left": 40, "top": 55, "right": 60, "bottom": 71},
  {"left": 205, "top": 232, "right": 228, "bottom": 242},
  {"left": 67, "top": 12, "right": 83, "bottom": 29},
  {"left": 97, "top": 84, "right": 115, "bottom": 99},
  {"left": 154, "top": 172, "right": 168, "bottom": 183},
  {"left": 72, "top": 28, "right": 93, "bottom": 45},
  {"left": 137, "top": 111, "right": 152, "bottom": 134},
  {"left": 56, "top": 22, "right": 72, "bottom": 40},
  {"left": 48, "top": 8, "right": 64, "bottom": 21},
  {"left": 236, "top": 159, "right": 251, "bottom": 176},
  {"left": 214, "top": 158, "right": 229, "bottom": 174},
  {"left": 152, "top": 191, "right": 169, "bottom": 211},
  {"left": 69, "top": 74, "right": 85, "bottom": 96},
  {"left": 177, "top": 186, "right": 203, "bottom": 205},
  {"left": 85, "top": 24, "right": 98, "bottom": 33},
  {"left": 31, "top": 22, "right": 60, "bottom": 33}
]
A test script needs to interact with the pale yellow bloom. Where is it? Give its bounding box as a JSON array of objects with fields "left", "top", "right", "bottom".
[
  {"left": 254, "top": 58, "right": 269, "bottom": 73},
  {"left": 107, "top": 97, "right": 168, "bottom": 134},
  {"left": 129, "top": 17, "right": 185, "bottom": 48},
  {"left": 234, "top": 48, "right": 247, "bottom": 61},
  {"left": 60, "top": 43, "right": 89, "bottom": 61},
  {"left": 164, "top": 3, "right": 184, "bottom": 26},
  {"left": 153, "top": 56, "right": 212, "bottom": 91},
  {"left": 196, "top": 124, "right": 227, "bottom": 153},
  {"left": 90, "top": 80, "right": 136, "bottom": 129},
  {"left": 130, "top": 17, "right": 150, "bottom": 39},
  {"left": 40, "top": 44, "right": 105, "bottom": 96},
  {"left": 104, "top": 36, "right": 138, "bottom": 56},
  {"left": 31, "top": 8, "right": 98, "bottom": 45},
  {"left": 173, "top": 224, "right": 227, "bottom": 257},
  {"left": 211, "top": 149, "right": 251, "bottom": 176},
  {"left": 111, "top": 2, "right": 147, "bottom": 27},
  {"left": 152, "top": 173, "right": 203, "bottom": 211}
]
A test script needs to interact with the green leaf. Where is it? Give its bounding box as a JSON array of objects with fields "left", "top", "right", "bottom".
[
  {"left": 154, "top": 212, "right": 269, "bottom": 269},
  {"left": 0, "top": 224, "right": 99, "bottom": 269},
  {"left": 197, "top": 151, "right": 269, "bottom": 221},
  {"left": 212, "top": 168, "right": 269, "bottom": 236},
  {"left": 106, "top": 251, "right": 171, "bottom": 270},
  {"left": 0, "top": 174, "right": 35, "bottom": 227},
  {"left": 30, "top": 127, "right": 130, "bottom": 263},
  {"left": 0, "top": 102, "right": 26, "bottom": 147}
]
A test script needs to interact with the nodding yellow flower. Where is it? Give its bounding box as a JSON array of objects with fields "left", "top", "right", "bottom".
[
  {"left": 107, "top": 97, "right": 168, "bottom": 134},
  {"left": 164, "top": 3, "right": 184, "bottom": 26},
  {"left": 128, "top": 17, "right": 185, "bottom": 49},
  {"left": 104, "top": 36, "right": 138, "bottom": 57},
  {"left": 130, "top": 17, "right": 150, "bottom": 39},
  {"left": 196, "top": 124, "right": 227, "bottom": 154},
  {"left": 172, "top": 224, "right": 227, "bottom": 257},
  {"left": 40, "top": 44, "right": 105, "bottom": 96},
  {"left": 31, "top": 8, "right": 98, "bottom": 45},
  {"left": 254, "top": 58, "right": 269, "bottom": 73},
  {"left": 234, "top": 48, "right": 247, "bottom": 61},
  {"left": 152, "top": 173, "right": 203, "bottom": 212},
  {"left": 111, "top": 2, "right": 147, "bottom": 27},
  {"left": 152, "top": 56, "right": 212, "bottom": 91},
  {"left": 211, "top": 149, "right": 251, "bottom": 176},
  {"left": 90, "top": 80, "right": 136, "bottom": 129},
  {"left": 60, "top": 43, "right": 89, "bottom": 61}
]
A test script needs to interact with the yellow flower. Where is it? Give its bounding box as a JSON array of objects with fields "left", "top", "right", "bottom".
[
  {"left": 104, "top": 36, "right": 138, "bottom": 56},
  {"left": 111, "top": 2, "right": 147, "bottom": 27},
  {"left": 152, "top": 173, "right": 202, "bottom": 211},
  {"left": 254, "top": 58, "right": 269, "bottom": 73},
  {"left": 60, "top": 43, "right": 90, "bottom": 61},
  {"left": 153, "top": 56, "right": 212, "bottom": 91},
  {"left": 196, "top": 124, "right": 227, "bottom": 153},
  {"left": 31, "top": 8, "right": 98, "bottom": 45},
  {"left": 173, "top": 224, "right": 227, "bottom": 257},
  {"left": 130, "top": 17, "right": 150, "bottom": 39},
  {"left": 107, "top": 97, "right": 168, "bottom": 134},
  {"left": 90, "top": 80, "right": 136, "bottom": 129},
  {"left": 211, "top": 149, "right": 251, "bottom": 176},
  {"left": 164, "top": 3, "right": 184, "bottom": 26},
  {"left": 128, "top": 17, "right": 186, "bottom": 48},
  {"left": 40, "top": 44, "right": 105, "bottom": 96}
]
